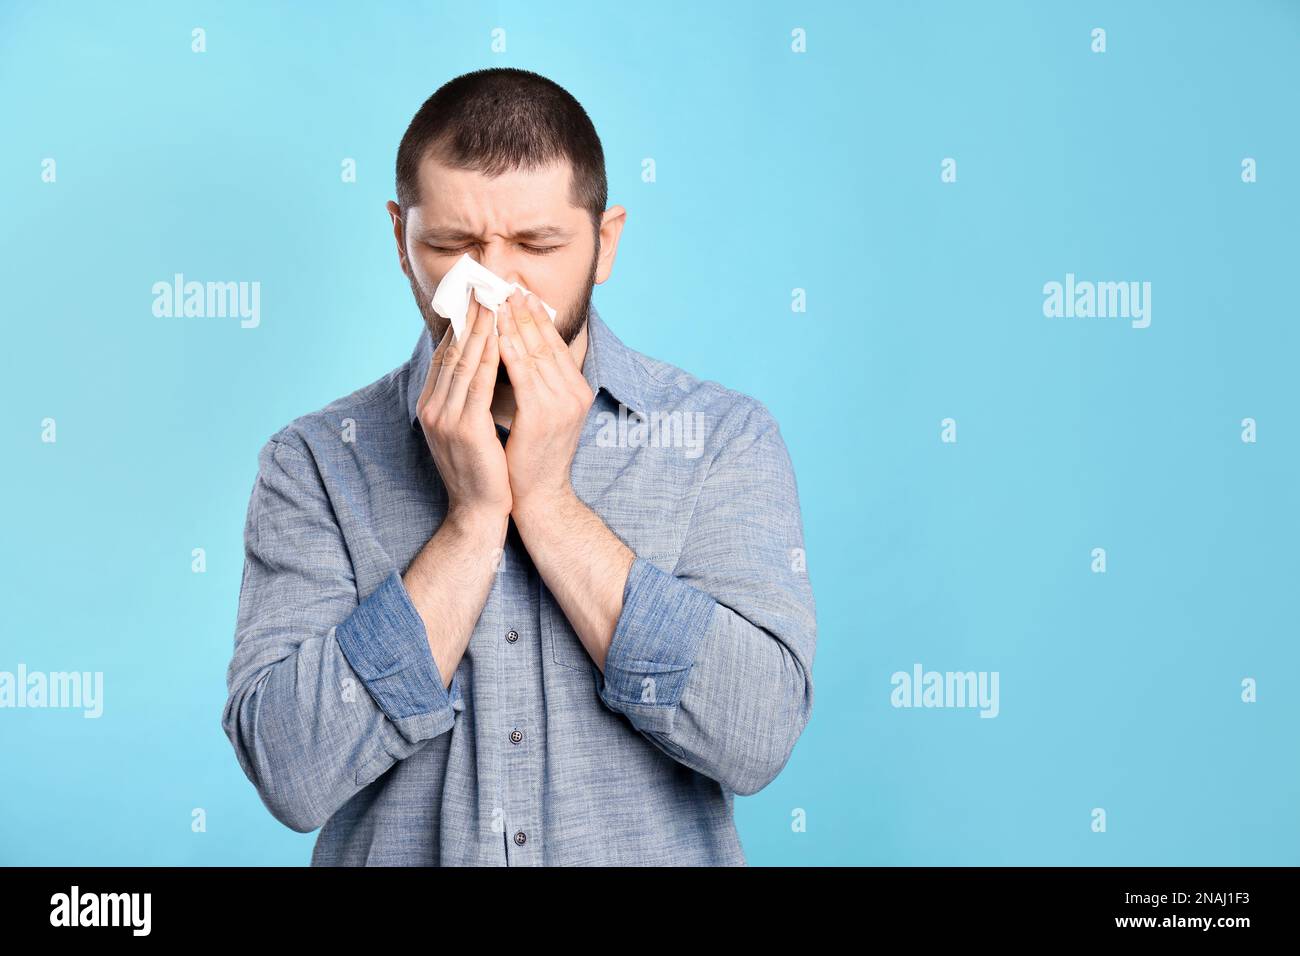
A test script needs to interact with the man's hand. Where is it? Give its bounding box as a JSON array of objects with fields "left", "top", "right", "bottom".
[
  {"left": 496, "top": 288, "right": 595, "bottom": 519},
  {"left": 416, "top": 296, "right": 511, "bottom": 525},
  {"left": 497, "top": 288, "right": 632, "bottom": 670}
]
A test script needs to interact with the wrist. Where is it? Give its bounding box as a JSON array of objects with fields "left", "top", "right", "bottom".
[
  {"left": 511, "top": 486, "right": 579, "bottom": 532},
  {"left": 443, "top": 503, "right": 510, "bottom": 544}
]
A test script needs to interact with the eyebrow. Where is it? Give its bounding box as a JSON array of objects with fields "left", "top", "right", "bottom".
[{"left": 416, "top": 224, "right": 574, "bottom": 243}]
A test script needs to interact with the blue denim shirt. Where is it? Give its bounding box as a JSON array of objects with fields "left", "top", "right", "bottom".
[{"left": 222, "top": 305, "right": 816, "bottom": 865}]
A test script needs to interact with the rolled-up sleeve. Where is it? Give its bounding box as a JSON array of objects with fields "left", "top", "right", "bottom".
[
  {"left": 335, "top": 569, "right": 463, "bottom": 731},
  {"left": 222, "top": 436, "right": 462, "bottom": 834},
  {"left": 595, "top": 401, "right": 817, "bottom": 796}
]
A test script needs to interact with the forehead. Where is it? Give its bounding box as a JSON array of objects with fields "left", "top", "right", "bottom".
[{"left": 411, "top": 156, "right": 583, "bottom": 229}]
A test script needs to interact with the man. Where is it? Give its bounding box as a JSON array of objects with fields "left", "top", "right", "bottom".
[{"left": 222, "top": 67, "right": 816, "bottom": 866}]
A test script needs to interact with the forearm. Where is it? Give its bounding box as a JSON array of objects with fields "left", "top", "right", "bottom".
[
  {"left": 402, "top": 505, "right": 510, "bottom": 685},
  {"left": 513, "top": 490, "right": 634, "bottom": 672}
]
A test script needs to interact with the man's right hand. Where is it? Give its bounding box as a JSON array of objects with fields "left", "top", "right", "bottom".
[{"left": 416, "top": 296, "right": 511, "bottom": 525}]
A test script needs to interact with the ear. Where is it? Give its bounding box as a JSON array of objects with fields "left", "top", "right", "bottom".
[
  {"left": 386, "top": 200, "right": 411, "bottom": 279},
  {"left": 594, "top": 206, "right": 627, "bottom": 285}
]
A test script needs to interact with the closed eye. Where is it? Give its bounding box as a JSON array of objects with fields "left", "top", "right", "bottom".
[{"left": 425, "top": 242, "right": 562, "bottom": 256}]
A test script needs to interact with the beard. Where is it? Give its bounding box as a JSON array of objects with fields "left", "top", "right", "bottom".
[{"left": 407, "top": 247, "right": 597, "bottom": 385}]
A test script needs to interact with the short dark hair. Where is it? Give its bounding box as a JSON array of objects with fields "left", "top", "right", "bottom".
[{"left": 395, "top": 68, "right": 607, "bottom": 236}]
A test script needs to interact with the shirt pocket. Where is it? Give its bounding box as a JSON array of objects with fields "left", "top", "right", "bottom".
[{"left": 541, "top": 584, "right": 595, "bottom": 672}]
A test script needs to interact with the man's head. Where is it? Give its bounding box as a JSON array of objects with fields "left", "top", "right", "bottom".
[{"left": 387, "top": 68, "right": 625, "bottom": 357}]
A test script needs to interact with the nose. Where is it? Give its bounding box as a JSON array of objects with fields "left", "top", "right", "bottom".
[{"left": 476, "top": 243, "right": 520, "bottom": 284}]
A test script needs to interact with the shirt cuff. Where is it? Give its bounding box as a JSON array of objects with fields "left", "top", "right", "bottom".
[
  {"left": 335, "top": 569, "right": 464, "bottom": 742},
  {"left": 596, "top": 557, "right": 716, "bottom": 732}
]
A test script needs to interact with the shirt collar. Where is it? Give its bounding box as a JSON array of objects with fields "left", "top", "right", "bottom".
[
  {"left": 581, "top": 304, "right": 649, "bottom": 416},
  {"left": 406, "top": 302, "right": 648, "bottom": 428}
]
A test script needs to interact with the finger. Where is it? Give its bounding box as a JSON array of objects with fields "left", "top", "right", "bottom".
[
  {"left": 496, "top": 302, "right": 541, "bottom": 397},
  {"left": 503, "top": 290, "right": 565, "bottom": 392},
  {"left": 419, "top": 321, "right": 455, "bottom": 412},
  {"left": 506, "top": 288, "right": 550, "bottom": 363},
  {"left": 444, "top": 295, "right": 495, "bottom": 416},
  {"left": 431, "top": 297, "right": 478, "bottom": 408},
  {"left": 463, "top": 320, "right": 499, "bottom": 414},
  {"left": 529, "top": 291, "right": 587, "bottom": 390}
]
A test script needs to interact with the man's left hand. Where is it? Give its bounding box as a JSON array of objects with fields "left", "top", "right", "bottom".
[{"left": 496, "top": 287, "right": 595, "bottom": 519}]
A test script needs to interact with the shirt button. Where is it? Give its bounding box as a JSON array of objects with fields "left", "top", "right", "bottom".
[
  {"left": 510, "top": 729, "right": 523, "bottom": 744},
  {"left": 514, "top": 831, "right": 527, "bottom": 846},
  {"left": 506, "top": 629, "right": 519, "bottom": 644}
]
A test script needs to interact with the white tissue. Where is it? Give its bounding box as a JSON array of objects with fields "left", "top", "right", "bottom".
[{"left": 430, "top": 253, "right": 558, "bottom": 339}]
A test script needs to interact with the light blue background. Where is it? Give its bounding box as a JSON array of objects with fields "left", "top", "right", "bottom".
[{"left": 2, "top": 0, "right": 1296, "bottom": 865}]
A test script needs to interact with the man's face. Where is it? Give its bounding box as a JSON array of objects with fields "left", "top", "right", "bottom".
[{"left": 394, "top": 158, "right": 599, "bottom": 352}]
